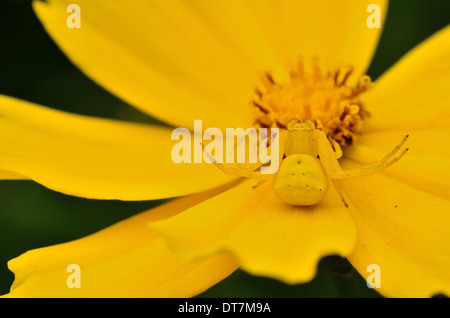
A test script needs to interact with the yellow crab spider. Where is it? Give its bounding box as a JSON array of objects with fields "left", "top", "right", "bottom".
[{"left": 204, "top": 119, "right": 409, "bottom": 208}]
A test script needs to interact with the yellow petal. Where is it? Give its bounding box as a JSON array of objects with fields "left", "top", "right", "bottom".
[
  {"left": 3, "top": 185, "right": 239, "bottom": 298},
  {"left": 363, "top": 26, "right": 450, "bottom": 132},
  {"left": 187, "top": 0, "right": 289, "bottom": 81},
  {"left": 340, "top": 161, "right": 450, "bottom": 297},
  {"left": 150, "top": 180, "right": 356, "bottom": 284},
  {"left": 272, "top": 0, "right": 387, "bottom": 83},
  {"left": 33, "top": 0, "right": 256, "bottom": 130},
  {"left": 34, "top": 0, "right": 386, "bottom": 130},
  {"left": 346, "top": 129, "right": 450, "bottom": 200},
  {"left": 0, "top": 95, "right": 233, "bottom": 200},
  {"left": 355, "top": 128, "right": 450, "bottom": 158},
  {"left": 0, "top": 170, "right": 27, "bottom": 180},
  {"left": 185, "top": 0, "right": 386, "bottom": 82}
]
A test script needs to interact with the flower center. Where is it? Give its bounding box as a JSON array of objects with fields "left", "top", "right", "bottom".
[{"left": 252, "top": 58, "right": 371, "bottom": 148}]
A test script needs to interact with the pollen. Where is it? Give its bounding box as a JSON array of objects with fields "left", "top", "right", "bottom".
[{"left": 252, "top": 57, "right": 372, "bottom": 147}]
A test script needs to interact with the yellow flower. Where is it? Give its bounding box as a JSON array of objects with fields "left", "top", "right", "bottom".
[{"left": 1, "top": 0, "right": 449, "bottom": 298}]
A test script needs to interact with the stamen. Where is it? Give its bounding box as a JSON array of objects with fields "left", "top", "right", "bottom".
[
  {"left": 252, "top": 101, "right": 269, "bottom": 115},
  {"left": 252, "top": 58, "right": 372, "bottom": 147},
  {"left": 339, "top": 67, "right": 353, "bottom": 87}
]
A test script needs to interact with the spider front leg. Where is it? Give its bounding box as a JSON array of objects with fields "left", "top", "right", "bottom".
[
  {"left": 314, "top": 130, "right": 349, "bottom": 207},
  {"left": 314, "top": 130, "right": 409, "bottom": 207},
  {"left": 211, "top": 161, "right": 272, "bottom": 181},
  {"left": 326, "top": 135, "right": 409, "bottom": 179},
  {"left": 200, "top": 142, "right": 271, "bottom": 182}
]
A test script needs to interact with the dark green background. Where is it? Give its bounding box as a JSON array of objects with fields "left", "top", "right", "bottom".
[{"left": 0, "top": 0, "right": 448, "bottom": 297}]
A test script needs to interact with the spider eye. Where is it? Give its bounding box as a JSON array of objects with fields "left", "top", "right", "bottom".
[{"left": 272, "top": 154, "right": 328, "bottom": 206}]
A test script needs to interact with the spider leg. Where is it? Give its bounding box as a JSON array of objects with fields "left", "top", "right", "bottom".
[
  {"left": 351, "top": 134, "right": 409, "bottom": 170},
  {"left": 327, "top": 136, "right": 409, "bottom": 179},
  {"left": 314, "top": 130, "right": 349, "bottom": 207},
  {"left": 376, "top": 134, "right": 409, "bottom": 166},
  {"left": 252, "top": 178, "right": 269, "bottom": 189},
  {"left": 201, "top": 142, "right": 270, "bottom": 180},
  {"left": 331, "top": 179, "right": 349, "bottom": 208}
]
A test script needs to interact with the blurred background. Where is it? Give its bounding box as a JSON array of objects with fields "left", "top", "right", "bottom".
[{"left": 0, "top": 0, "right": 449, "bottom": 297}]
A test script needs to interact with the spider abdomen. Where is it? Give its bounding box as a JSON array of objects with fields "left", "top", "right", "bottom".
[{"left": 272, "top": 154, "right": 328, "bottom": 206}]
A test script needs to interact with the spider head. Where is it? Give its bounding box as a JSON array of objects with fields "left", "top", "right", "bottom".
[
  {"left": 287, "top": 119, "right": 316, "bottom": 133},
  {"left": 282, "top": 119, "right": 319, "bottom": 158}
]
